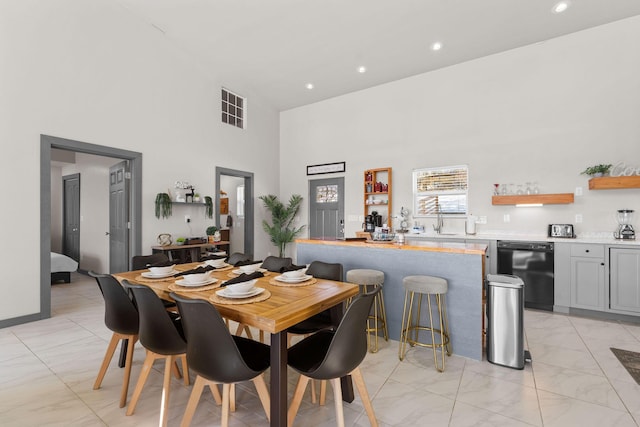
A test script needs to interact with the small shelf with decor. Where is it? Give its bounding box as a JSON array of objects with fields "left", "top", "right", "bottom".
[
  {"left": 364, "top": 167, "right": 392, "bottom": 228},
  {"left": 492, "top": 193, "right": 575, "bottom": 205},
  {"left": 588, "top": 176, "right": 640, "bottom": 190}
]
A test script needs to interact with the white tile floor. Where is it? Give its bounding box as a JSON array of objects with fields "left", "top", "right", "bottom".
[{"left": 2, "top": 272, "right": 640, "bottom": 426}]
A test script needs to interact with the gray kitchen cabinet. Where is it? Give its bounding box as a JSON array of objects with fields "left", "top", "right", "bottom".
[
  {"left": 570, "top": 244, "right": 606, "bottom": 311},
  {"left": 610, "top": 248, "right": 640, "bottom": 314}
]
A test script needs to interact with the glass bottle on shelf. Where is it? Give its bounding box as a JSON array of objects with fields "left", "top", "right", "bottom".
[
  {"left": 525, "top": 182, "right": 532, "bottom": 195},
  {"left": 516, "top": 184, "right": 524, "bottom": 195},
  {"left": 533, "top": 182, "right": 540, "bottom": 194}
]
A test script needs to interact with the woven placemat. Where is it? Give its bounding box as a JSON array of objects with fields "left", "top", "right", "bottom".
[
  {"left": 168, "top": 282, "right": 221, "bottom": 292},
  {"left": 209, "top": 289, "right": 271, "bottom": 305},
  {"left": 134, "top": 274, "right": 176, "bottom": 284},
  {"left": 268, "top": 277, "right": 317, "bottom": 287}
]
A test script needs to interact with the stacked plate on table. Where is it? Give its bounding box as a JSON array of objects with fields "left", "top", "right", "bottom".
[
  {"left": 232, "top": 267, "right": 267, "bottom": 275},
  {"left": 274, "top": 272, "right": 313, "bottom": 283},
  {"left": 216, "top": 279, "right": 264, "bottom": 299},
  {"left": 175, "top": 271, "right": 217, "bottom": 287},
  {"left": 141, "top": 269, "right": 178, "bottom": 279}
]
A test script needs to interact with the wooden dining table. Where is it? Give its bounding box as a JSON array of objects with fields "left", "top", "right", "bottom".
[{"left": 113, "top": 262, "right": 359, "bottom": 427}]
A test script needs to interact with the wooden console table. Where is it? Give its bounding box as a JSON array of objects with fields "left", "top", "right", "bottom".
[{"left": 151, "top": 241, "right": 230, "bottom": 263}]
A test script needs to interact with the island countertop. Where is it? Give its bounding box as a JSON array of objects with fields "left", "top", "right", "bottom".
[
  {"left": 296, "top": 238, "right": 486, "bottom": 360},
  {"left": 295, "top": 238, "right": 487, "bottom": 255}
]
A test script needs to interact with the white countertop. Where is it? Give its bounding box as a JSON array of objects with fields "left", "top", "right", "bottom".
[{"left": 405, "top": 231, "right": 640, "bottom": 246}]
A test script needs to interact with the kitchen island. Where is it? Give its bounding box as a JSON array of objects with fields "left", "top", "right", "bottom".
[{"left": 296, "top": 239, "right": 487, "bottom": 360}]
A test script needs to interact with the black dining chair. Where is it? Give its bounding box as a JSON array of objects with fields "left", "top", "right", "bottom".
[
  {"left": 131, "top": 253, "right": 171, "bottom": 270},
  {"left": 88, "top": 271, "right": 138, "bottom": 408},
  {"left": 226, "top": 252, "right": 251, "bottom": 266},
  {"left": 261, "top": 255, "right": 293, "bottom": 272},
  {"left": 287, "top": 288, "right": 380, "bottom": 427},
  {"left": 123, "top": 281, "right": 189, "bottom": 427},
  {"left": 171, "top": 293, "right": 271, "bottom": 427},
  {"left": 286, "top": 261, "right": 344, "bottom": 404}
]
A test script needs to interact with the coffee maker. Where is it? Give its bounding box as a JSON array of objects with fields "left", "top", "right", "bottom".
[
  {"left": 614, "top": 209, "right": 635, "bottom": 240},
  {"left": 364, "top": 215, "right": 375, "bottom": 232}
]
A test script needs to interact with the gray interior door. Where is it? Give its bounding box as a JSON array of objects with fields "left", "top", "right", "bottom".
[
  {"left": 63, "top": 174, "right": 80, "bottom": 262},
  {"left": 109, "top": 161, "right": 129, "bottom": 273},
  {"left": 309, "top": 177, "right": 344, "bottom": 240}
]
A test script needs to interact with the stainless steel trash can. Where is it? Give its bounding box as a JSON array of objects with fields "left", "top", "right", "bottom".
[{"left": 486, "top": 274, "right": 526, "bottom": 369}]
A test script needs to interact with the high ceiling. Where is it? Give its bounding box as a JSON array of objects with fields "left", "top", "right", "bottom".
[{"left": 114, "top": 0, "right": 640, "bottom": 111}]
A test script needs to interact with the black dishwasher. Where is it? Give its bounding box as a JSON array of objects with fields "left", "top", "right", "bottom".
[{"left": 497, "top": 241, "right": 554, "bottom": 311}]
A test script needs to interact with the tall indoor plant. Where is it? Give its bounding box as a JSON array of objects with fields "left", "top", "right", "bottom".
[{"left": 259, "top": 194, "right": 305, "bottom": 257}]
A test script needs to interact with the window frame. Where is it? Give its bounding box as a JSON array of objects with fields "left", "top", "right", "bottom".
[
  {"left": 412, "top": 164, "right": 469, "bottom": 218},
  {"left": 221, "top": 87, "right": 246, "bottom": 129}
]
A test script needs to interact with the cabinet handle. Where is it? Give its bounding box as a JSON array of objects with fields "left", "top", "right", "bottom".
[
  {"left": 585, "top": 249, "right": 590, "bottom": 253},
  {"left": 601, "top": 262, "right": 605, "bottom": 266}
]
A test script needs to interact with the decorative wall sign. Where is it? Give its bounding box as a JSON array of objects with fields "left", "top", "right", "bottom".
[{"left": 306, "top": 162, "right": 346, "bottom": 176}]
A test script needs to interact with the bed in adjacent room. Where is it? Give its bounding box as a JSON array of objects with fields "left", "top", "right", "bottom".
[{"left": 51, "top": 252, "right": 78, "bottom": 283}]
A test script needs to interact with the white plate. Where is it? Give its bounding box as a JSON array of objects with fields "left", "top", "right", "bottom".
[
  {"left": 200, "top": 262, "right": 230, "bottom": 269},
  {"left": 141, "top": 270, "right": 178, "bottom": 278},
  {"left": 232, "top": 268, "right": 267, "bottom": 275},
  {"left": 274, "top": 274, "right": 313, "bottom": 283},
  {"left": 175, "top": 278, "right": 218, "bottom": 287},
  {"left": 216, "top": 287, "right": 265, "bottom": 299}
]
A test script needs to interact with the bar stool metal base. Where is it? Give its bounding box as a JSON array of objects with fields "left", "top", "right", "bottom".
[
  {"left": 399, "top": 284, "right": 452, "bottom": 372},
  {"left": 346, "top": 269, "right": 389, "bottom": 353}
]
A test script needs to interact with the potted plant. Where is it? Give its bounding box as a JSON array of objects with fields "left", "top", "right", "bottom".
[
  {"left": 175, "top": 237, "right": 186, "bottom": 246},
  {"left": 259, "top": 194, "right": 305, "bottom": 257},
  {"left": 194, "top": 193, "right": 201, "bottom": 203},
  {"left": 206, "top": 225, "right": 220, "bottom": 243},
  {"left": 581, "top": 164, "right": 612, "bottom": 177},
  {"left": 204, "top": 196, "right": 213, "bottom": 219},
  {"left": 155, "top": 193, "right": 172, "bottom": 219}
]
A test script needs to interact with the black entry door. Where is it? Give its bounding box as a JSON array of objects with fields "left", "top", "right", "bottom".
[{"left": 63, "top": 174, "right": 80, "bottom": 262}]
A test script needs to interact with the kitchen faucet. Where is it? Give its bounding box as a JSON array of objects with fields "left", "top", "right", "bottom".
[{"left": 433, "top": 206, "right": 444, "bottom": 234}]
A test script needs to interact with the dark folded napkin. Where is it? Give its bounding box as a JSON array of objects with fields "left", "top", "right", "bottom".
[
  {"left": 234, "top": 259, "right": 263, "bottom": 267},
  {"left": 279, "top": 264, "right": 306, "bottom": 273},
  {"left": 221, "top": 271, "right": 264, "bottom": 287},
  {"left": 148, "top": 259, "right": 176, "bottom": 268},
  {"left": 200, "top": 254, "right": 227, "bottom": 261},
  {"left": 174, "top": 265, "right": 215, "bottom": 277}
]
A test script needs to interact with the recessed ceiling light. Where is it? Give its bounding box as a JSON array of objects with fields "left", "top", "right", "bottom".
[
  {"left": 431, "top": 42, "right": 442, "bottom": 51},
  {"left": 552, "top": 1, "right": 570, "bottom": 14},
  {"left": 305, "top": 83, "right": 314, "bottom": 90},
  {"left": 358, "top": 66, "right": 367, "bottom": 73}
]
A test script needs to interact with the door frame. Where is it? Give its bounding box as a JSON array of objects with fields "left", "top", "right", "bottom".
[
  {"left": 62, "top": 173, "right": 81, "bottom": 261},
  {"left": 215, "top": 167, "right": 254, "bottom": 258},
  {"left": 39, "top": 135, "right": 142, "bottom": 321}
]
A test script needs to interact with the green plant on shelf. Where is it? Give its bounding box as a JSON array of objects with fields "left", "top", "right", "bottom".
[
  {"left": 155, "top": 193, "right": 172, "bottom": 219},
  {"left": 175, "top": 237, "right": 186, "bottom": 245},
  {"left": 581, "top": 164, "right": 612, "bottom": 177},
  {"left": 204, "top": 196, "right": 213, "bottom": 219}
]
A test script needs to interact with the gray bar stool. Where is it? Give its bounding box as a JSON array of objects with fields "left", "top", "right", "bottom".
[
  {"left": 399, "top": 275, "right": 452, "bottom": 372},
  {"left": 346, "top": 269, "right": 388, "bottom": 352}
]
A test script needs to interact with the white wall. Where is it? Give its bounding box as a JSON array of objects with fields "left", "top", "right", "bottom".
[
  {"left": 0, "top": 0, "right": 280, "bottom": 322},
  {"left": 281, "top": 16, "right": 640, "bottom": 239}
]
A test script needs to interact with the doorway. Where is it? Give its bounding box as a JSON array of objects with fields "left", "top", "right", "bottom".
[
  {"left": 215, "top": 167, "right": 254, "bottom": 258},
  {"left": 40, "top": 135, "right": 142, "bottom": 321},
  {"left": 309, "top": 177, "right": 345, "bottom": 240}
]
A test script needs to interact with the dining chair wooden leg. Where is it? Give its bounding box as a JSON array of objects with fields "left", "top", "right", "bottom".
[
  {"left": 180, "top": 375, "right": 206, "bottom": 427},
  {"left": 351, "top": 367, "right": 378, "bottom": 427},
  {"left": 159, "top": 355, "right": 174, "bottom": 427},
  {"left": 230, "top": 383, "right": 236, "bottom": 412},
  {"left": 221, "top": 383, "right": 231, "bottom": 427},
  {"left": 287, "top": 375, "right": 310, "bottom": 427},
  {"left": 119, "top": 334, "right": 137, "bottom": 408},
  {"left": 209, "top": 381, "right": 222, "bottom": 405},
  {"left": 330, "top": 378, "right": 345, "bottom": 427},
  {"left": 234, "top": 323, "right": 254, "bottom": 340},
  {"left": 127, "top": 350, "right": 157, "bottom": 416},
  {"left": 171, "top": 359, "right": 183, "bottom": 380},
  {"left": 310, "top": 379, "right": 317, "bottom": 403},
  {"left": 252, "top": 374, "right": 270, "bottom": 420},
  {"left": 180, "top": 354, "right": 190, "bottom": 385},
  {"left": 94, "top": 333, "right": 120, "bottom": 390},
  {"left": 319, "top": 380, "right": 327, "bottom": 406}
]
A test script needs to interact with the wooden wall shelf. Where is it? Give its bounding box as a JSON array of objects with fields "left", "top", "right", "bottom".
[
  {"left": 588, "top": 176, "right": 640, "bottom": 190},
  {"left": 492, "top": 193, "right": 574, "bottom": 205}
]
